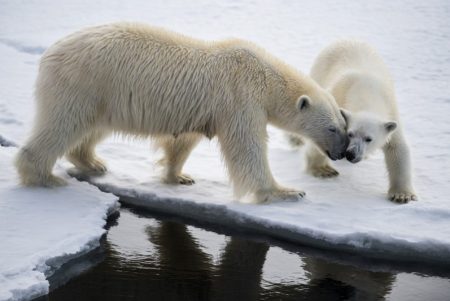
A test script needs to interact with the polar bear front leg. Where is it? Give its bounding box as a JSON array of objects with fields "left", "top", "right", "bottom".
[
  {"left": 158, "top": 133, "right": 202, "bottom": 185},
  {"left": 383, "top": 134, "right": 417, "bottom": 203},
  {"left": 305, "top": 142, "right": 339, "bottom": 178},
  {"left": 218, "top": 121, "right": 304, "bottom": 204}
]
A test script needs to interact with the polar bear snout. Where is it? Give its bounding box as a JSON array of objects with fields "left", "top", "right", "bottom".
[
  {"left": 326, "top": 150, "right": 341, "bottom": 161},
  {"left": 345, "top": 150, "right": 356, "bottom": 162},
  {"left": 326, "top": 130, "right": 348, "bottom": 161},
  {"left": 345, "top": 147, "right": 362, "bottom": 163}
]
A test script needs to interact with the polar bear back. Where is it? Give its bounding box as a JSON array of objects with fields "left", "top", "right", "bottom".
[
  {"left": 37, "top": 23, "right": 273, "bottom": 137},
  {"left": 310, "top": 40, "right": 398, "bottom": 120},
  {"left": 310, "top": 40, "right": 391, "bottom": 87}
]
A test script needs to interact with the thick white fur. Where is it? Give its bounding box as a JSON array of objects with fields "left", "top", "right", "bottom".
[
  {"left": 15, "top": 22, "right": 347, "bottom": 203},
  {"left": 306, "top": 40, "right": 416, "bottom": 203}
]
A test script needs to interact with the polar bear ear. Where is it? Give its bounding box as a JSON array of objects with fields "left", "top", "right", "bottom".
[
  {"left": 340, "top": 108, "right": 351, "bottom": 123},
  {"left": 296, "top": 95, "right": 311, "bottom": 111},
  {"left": 384, "top": 121, "right": 397, "bottom": 133}
]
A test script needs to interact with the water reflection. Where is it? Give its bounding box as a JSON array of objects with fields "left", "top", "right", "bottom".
[
  {"left": 144, "top": 213, "right": 395, "bottom": 300},
  {"left": 212, "top": 238, "right": 269, "bottom": 300},
  {"left": 147, "top": 222, "right": 213, "bottom": 300},
  {"left": 38, "top": 208, "right": 450, "bottom": 301},
  {"left": 302, "top": 258, "right": 395, "bottom": 300}
]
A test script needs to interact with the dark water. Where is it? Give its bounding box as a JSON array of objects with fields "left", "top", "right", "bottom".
[{"left": 35, "top": 206, "right": 450, "bottom": 301}]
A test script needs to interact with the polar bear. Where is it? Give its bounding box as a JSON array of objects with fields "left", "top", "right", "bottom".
[
  {"left": 304, "top": 40, "right": 417, "bottom": 203},
  {"left": 15, "top": 22, "right": 348, "bottom": 203}
]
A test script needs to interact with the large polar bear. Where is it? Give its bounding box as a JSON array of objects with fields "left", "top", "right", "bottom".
[
  {"left": 15, "top": 22, "right": 348, "bottom": 203},
  {"left": 305, "top": 40, "right": 417, "bottom": 203}
]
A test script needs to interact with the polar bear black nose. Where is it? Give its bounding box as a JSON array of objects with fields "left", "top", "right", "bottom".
[{"left": 345, "top": 151, "right": 355, "bottom": 161}]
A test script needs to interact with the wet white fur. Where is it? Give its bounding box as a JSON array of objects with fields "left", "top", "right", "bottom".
[
  {"left": 306, "top": 40, "right": 416, "bottom": 203},
  {"left": 15, "top": 22, "right": 346, "bottom": 203}
]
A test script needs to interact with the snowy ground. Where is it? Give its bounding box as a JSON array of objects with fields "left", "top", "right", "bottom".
[
  {"left": 1, "top": 0, "right": 450, "bottom": 300},
  {"left": 0, "top": 147, "right": 118, "bottom": 301}
]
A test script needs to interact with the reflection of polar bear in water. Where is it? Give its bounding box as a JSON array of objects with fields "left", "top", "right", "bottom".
[
  {"left": 304, "top": 40, "right": 417, "bottom": 203},
  {"left": 15, "top": 22, "right": 349, "bottom": 203}
]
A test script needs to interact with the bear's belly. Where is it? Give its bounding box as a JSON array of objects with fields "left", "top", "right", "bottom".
[{"left": 102, "top": 102, "right": 215, "bottom": 139}]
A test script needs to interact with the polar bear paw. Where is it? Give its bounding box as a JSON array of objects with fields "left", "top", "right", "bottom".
[
  {"left": 309, "top": 165, "right": 339, "bottom": 178},
  {"left": 31, "top": 175, "right": 67, "bottom": 187},
  {"left": 67, "top": 155, "right": 107, "bottom": 175},
  {"left": 164, "top": 174, "right": 195, "bottom": 185},
  {"left": 256, "top": 187, "right": 305, "bottom": 204},
  {"left": 45, "top": 175, "right": 68, "bottom": 187},
  {"left": 80, "top": 159, "right": 107, "bottom": 174},
  {"left": 388, "top": 191, "right": 417, "bottom": 204},
  {"left": 20, "top": 172, "right": 67, "bottom": 187}
]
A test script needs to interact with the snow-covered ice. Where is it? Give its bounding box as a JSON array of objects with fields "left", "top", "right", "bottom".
[
  {"left": 1, "top": 0, "right": 450, "bottom": 300},
  {"left": 79, "top": 134, "right": 450, "bottom": 265},
  {"left": 0, "top": 147, "right": 118, "bottom": 301}
]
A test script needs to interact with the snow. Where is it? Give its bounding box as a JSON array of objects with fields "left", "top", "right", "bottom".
[
  {"left": 0, "top": 147, "right": 118, "bottom": 301},
  {"left": 1, "top": 0, "right": 450, "bottom": 300}
]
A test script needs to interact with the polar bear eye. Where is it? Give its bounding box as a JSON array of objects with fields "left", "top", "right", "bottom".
[
  {"left": 328, "top": 126, "right": 337, "bottom": 133},
  {"left": 365, "top": 137, "right": 372, "bottom": 143},
  {"left": 348, "top": 132, "right": 354, "bottom": 138}
]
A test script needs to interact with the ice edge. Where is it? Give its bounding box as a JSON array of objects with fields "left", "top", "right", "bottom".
[{"left": 95, "top": 182, "right": 450, "bottom": 267}]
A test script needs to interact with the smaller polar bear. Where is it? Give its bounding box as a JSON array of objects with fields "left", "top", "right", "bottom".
[
  {"left": 14, "top": 23, "right": 348, "bottom": 204},
  {"left": 304, "top": 40, "right": 417, "bottom": 203}
]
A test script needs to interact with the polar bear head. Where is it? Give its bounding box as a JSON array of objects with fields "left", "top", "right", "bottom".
[
  {"left": 276, "top": 91, "right": 348, "bottom": 161},
  {"left": 341, "top": 110, "right": 397, "bottom": 163}
]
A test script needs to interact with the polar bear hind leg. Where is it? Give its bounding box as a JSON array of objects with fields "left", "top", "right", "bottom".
[
  {"left": 157, "top": 133, "right": 202, "bottom": 185},
  {"left": 15, "top": 116, "right": 90, "bottom": 186},
  {"left": 15, "top": 90, "right": 98, "bottom": 187},
  {"left": 66, "top": 130, "right": 109, "bottom": 174}
]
